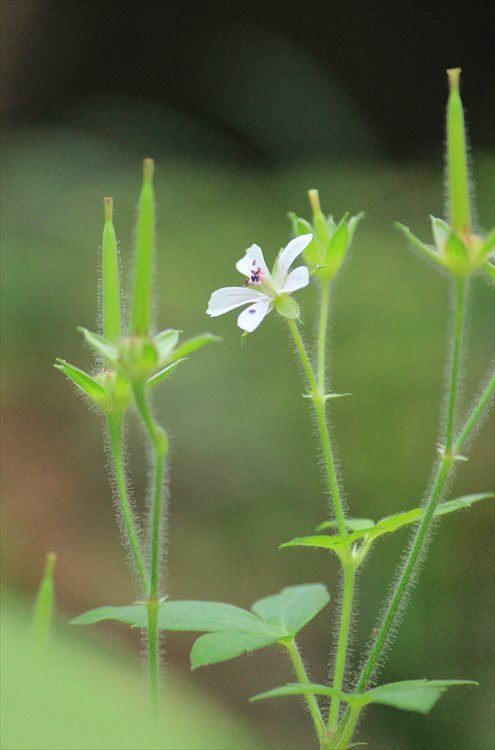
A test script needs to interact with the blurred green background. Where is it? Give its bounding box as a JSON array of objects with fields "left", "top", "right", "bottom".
[{"left": 1, "top": 2, "right": 494, "bottom": 749}]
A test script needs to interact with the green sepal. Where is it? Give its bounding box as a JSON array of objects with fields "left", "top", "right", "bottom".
[
  {"left": 445, "top": 231, "right": 470, "bottom": 276},
  {"left": 430, "top": 215, "right": 450, "bottom": 251},
  {"left": 117, "top": 335, "right": 158, "bottom": 383},
  {"left": 54, "top": 359, "right": 106, "bottom": 404},
  {"left": 477, "top": 228, "right": 494, "bottom": 266},
  {"left": 168, "top": 333, "right": 221, "bottom": 362},
  {"left": 146, "top": 358, "right": 186, "bottom": 389},
  {"left": 322, "top": 214, "right": 349, "bottom": 279},
  {"left": 154, "top": 329, "right": 180, "bottom": 363},
  {"left": 348, "top": 211, "right": 365, "bottom": 243},
  {"left": 288, "top": 212, "right": 321, "bottom": 266},
  {"left": 95, "top": 370, "right": 132, "bottom": 416},
  {"left": 395, "top": 222, "right": 445, "bottom": 268},
  {"left": 251, "top": 679, "right": 477, "bottom": 715},
  {"left": 78, "top": 327, "right": 118, "bottom": 362},
  {"left": 275, "top": 294, "right": 300, "bottom": 319}
]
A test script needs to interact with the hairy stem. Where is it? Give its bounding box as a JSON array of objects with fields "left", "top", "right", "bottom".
[
  {"left": 287, "top": 317, "right": 347, "bottom": 537},
  {"left": 328, "top": 565, "right": 356, "bottom": 733},
  {"left": 132, "top": 383, "right": 168, "bottom": 717},
  {"left": 336, "top": 310, "right": 495, "bottom": 745},
  {"left": 284, "top": 638, "right": 328, "bottom": 749},
  {"left": 445, "top": 278, "right": 467, "bottom": 452},
  {"left": 107, "top": 415, "right": 148, "bottom": 593},
  {"left": 317, "top": 282, "right": 330, "bottom": 391}
]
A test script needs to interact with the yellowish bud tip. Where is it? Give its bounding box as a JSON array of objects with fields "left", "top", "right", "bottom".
[
  {"left": 143, "top": 157, "right": 155, "bottom": 183},
  {"left": 308, "top": 189, "right": 320, "bottom": 213},
  {"left": 104, "top": 196, "right": 113, "bottom": 221},
  {"left": 447, "top": 68, "right": 461, "bottom": 91}
]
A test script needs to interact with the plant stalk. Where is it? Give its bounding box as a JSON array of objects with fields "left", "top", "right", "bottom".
[
  {"left": 445, "top": 278, "right": 466, "bottom": 452},
  {"left": 107, "top": 415, "right": 148, "bottom": 593},
  {"left": 284, "top": 638, "right": 328, "bottom": 749},
  {"left": 287, "top": 317, "right": 347, "bottom": 537},
  {"left": 132, "top": 383, "right": 168, "bottom": 717},
  {"left": 328, "top": 565, "right": 356, "bottom": 733}
]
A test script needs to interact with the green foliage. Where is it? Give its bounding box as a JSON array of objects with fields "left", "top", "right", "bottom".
[
  {"left": 281, "top": 493, "right": 493, "bottom": 566},
  {"left": 251, "top": 678, "right": 477, "bottom": 715},
  {"left": 73, "top": 584, "right": 330, "bottom": 669}
]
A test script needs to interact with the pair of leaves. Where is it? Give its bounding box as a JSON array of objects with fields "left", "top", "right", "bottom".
[
  {"left": 72, "top": 583, "right": 330, "bottom": 669},
  {"left": 281, "top": 493, "right": 493, "bottom": 560},
  {"left": 252, "top": 678, "right": 477, "bottom": 715}
]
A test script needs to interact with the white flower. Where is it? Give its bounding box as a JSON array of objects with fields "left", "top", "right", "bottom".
[{"left": 207, "top": 235, "right": 313, "bottom": 332}]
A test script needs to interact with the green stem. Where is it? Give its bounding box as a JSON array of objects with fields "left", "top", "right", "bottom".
[
  {"left": 107, "top": 415, "right": 148, "bottom": 594},
  {"left": 456, "top": 372, "right": 495, "bottom": 453},
  {"left": 445, "top": 278, "right": 466, "bottom": 452},
  {"left": 132, "top": 382, "right": 168, "bottom": 717},
  {"left": 287, "top": 317, "right": 347, "bottom": 537},
  {"left": 284, "top": 638, "right": 328, "bottom": 749},
  {"left": 328, "top": 565, "right": 356, "bottom": 733},
  {"left": 334, "top": 705, "right": 361, "bottom": 750},
  {"left": 317, "top": 282, "right": 330, "bottom": 391}
]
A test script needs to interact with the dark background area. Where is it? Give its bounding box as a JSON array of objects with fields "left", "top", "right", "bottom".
[
  {"left": 2, "top": 0, "right": 494, "bottom": 162},
  {"left": 1, "top": 2, "right": 494, "bottom": 750}
]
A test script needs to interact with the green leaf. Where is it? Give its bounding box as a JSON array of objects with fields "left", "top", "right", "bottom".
[
  {"left": 154, "top": 329, "right": 180, "bottom": 362},
  {"left": 316, "top": 518, "right": 375, "bottom": 533},
  {"left": 158, "top": 601, "right": 263, "bottom": 632},
  {"left": 71, "top": 604, "right": 146, "bottom": 627},
  {"left": 169, "top": 333, "right": 221, "bottom": 361},
  {"left": 433, "top": 492, "right": 493, "bottom": 517},
  {"left": 364, "top": 679, "right": 477, "bottom": 714},
  {"left": 146, "top": 359, "right": 186, "bottom": 389},
  {"left": 251, "top": 584, "right": 330, "bottom": 636},
  {"left": 250, "top": 682, "right": 349, "bottom": 704},
  {"left": 191, "top": 630, "right": 281, "bottom": 669},
  {"left": 395, "top": 222, "right": 445, "bottom": 268},
  {"left": 280, "top": 534, "right": 350, "bottom": 552},
  {"left": 250, "top": 679, "right": 477, "bottom": 715},
  {"left": 54, "top": 359, "right": 106, "bottom": 403},
  {"left": 78, "top": 327, "right": 118, "bottom": 362}
]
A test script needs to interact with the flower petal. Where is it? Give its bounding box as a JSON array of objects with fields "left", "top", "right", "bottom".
[
  {"left": 282, "top": 266, "right": 310, "bottom": 293},
  {"left": 273, "top": 235, "right": 313, "bottom": 287},
  {"left": 236, "top": 244, "right": 272, "bottom": 281},
  {"left": 237, "top": 299, "right": 273, "bottom": 333},
  {"left": 207, "top": 287, "right": 266, "bottom": 317}
]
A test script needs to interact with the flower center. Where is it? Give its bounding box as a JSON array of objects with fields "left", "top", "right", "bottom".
[{"left": 245, "top": 259, "right": 265, "bottom": 286}]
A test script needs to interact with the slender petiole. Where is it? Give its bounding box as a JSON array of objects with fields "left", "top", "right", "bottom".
[{"left": 284, "top": 637, "right": 328, "bottom": 749}]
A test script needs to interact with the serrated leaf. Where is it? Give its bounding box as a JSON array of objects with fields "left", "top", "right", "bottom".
[
  {"left": 395, "top": 222, "right": 445, "bottom": 267},
  {"left": 168, "top": 333, "right": 221, "bottom": 362},
  {"left": 251, "top": 584, "right": 330, "bottom": 636},
  {"left": 191, "top": 630, "right": 281, "bottom": 669},
  {"left": 146, "top": 358, "right": 186, "bottom": 389},
  {"left": 54, "top": 359, "right": 106, "bottom": 403},
  {"left": 154, "top": 329, "right": 180, "bottom": 361},
  {"left": 78, "top": 327, "right": 118, "bottom": 362},
  {"left": 364, "top": 679, "right": 477, "bottom": 714}
]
